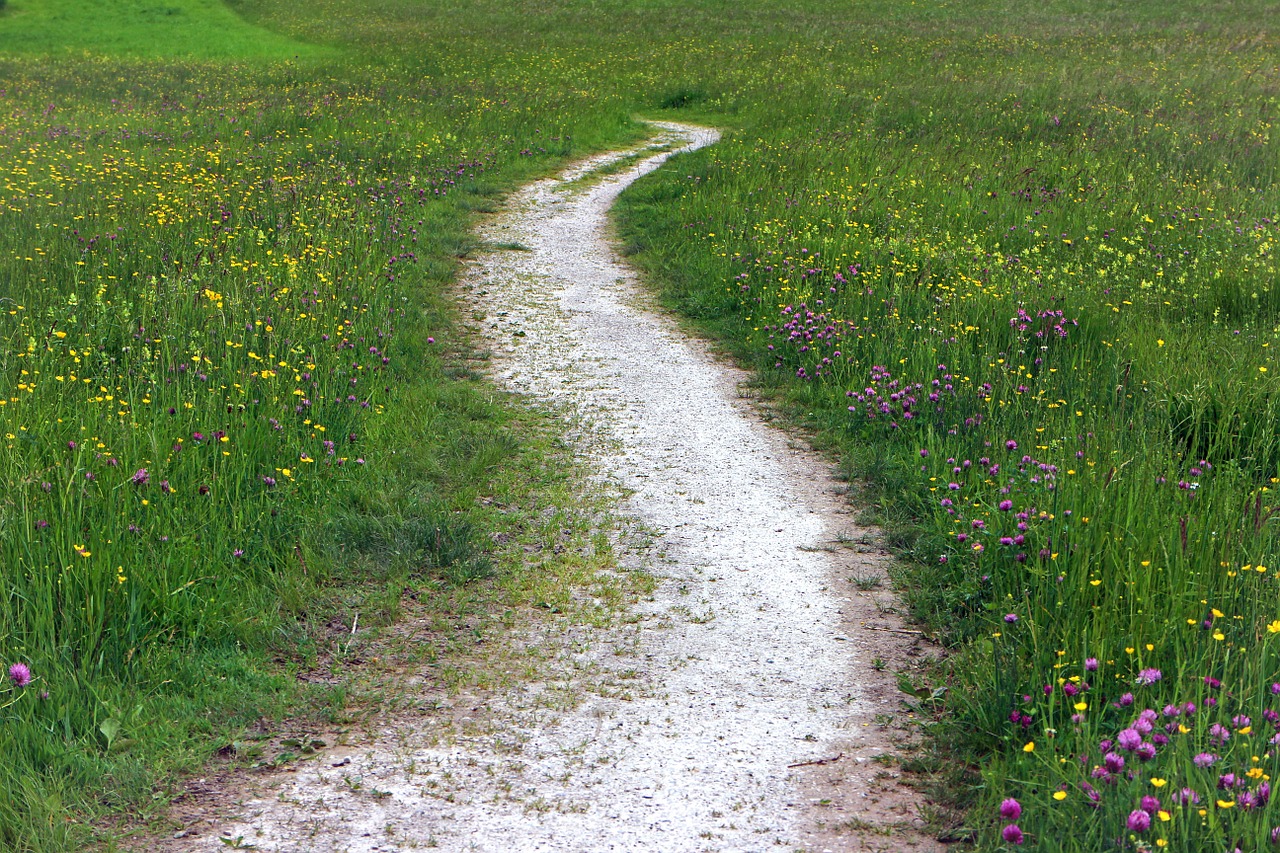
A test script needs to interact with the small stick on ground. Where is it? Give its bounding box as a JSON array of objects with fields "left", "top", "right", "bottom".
[{"left": 788, "top": 753, "right": 844, "bottom": 769}]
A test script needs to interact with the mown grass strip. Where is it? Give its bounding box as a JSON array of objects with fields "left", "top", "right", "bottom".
[{"left": 0, "top": 0, "right": 327, "bottom": 59}]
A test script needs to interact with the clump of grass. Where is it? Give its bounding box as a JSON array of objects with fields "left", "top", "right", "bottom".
[{"left": 658, "top": 87, "right": 707, "bottom": 110}]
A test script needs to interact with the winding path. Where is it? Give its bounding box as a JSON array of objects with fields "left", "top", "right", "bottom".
[{"left": 185, "top": 122, "right": 939, "bottom": 853}]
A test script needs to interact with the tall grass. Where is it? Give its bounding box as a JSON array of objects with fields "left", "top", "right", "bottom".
[
  {"left": 615, "top": 1, "right": 1280, "bottom": 848},
  {"left": 3, "top": 0, "right": 1278, "bottom": 849},
  {"left": 0, "top": 8, "right": 638, "bottom": 851}
]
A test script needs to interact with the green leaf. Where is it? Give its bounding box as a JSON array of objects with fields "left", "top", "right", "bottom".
[{"left": 99, "top": 718, "right": 121, "bottom": 750}]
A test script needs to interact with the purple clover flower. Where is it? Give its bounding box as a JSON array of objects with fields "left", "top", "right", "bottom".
[
  {"left": 1116, "top": 729, "right": 1142, "bottom": 751},
  {"left": 8, "top": 663, "right": 31, "bottom": 687},
  {"left": 1135, "top": 668, "right": 1162, "bottom": 686}
]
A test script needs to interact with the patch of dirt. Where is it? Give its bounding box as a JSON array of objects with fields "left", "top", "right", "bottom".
[{"left": 152, "top": 122, "right": 946, "bottom": 852}]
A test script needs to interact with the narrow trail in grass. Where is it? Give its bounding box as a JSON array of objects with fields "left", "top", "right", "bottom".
[{"left": 177, "top": 122, "right": 940, "bottom": 853}]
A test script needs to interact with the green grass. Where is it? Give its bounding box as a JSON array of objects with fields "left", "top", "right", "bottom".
[
  {"left": 612, "top": 1, "right": 1280, "bottom": 849},
  {"left": 1, "top": 0, "right": 1279, "bottom": 850},
  {"left": 0, "top": 0, "right": 325, "bottom": 59},
  {"left": 0, "top": 3, "right": 640, "bottom": 850}
]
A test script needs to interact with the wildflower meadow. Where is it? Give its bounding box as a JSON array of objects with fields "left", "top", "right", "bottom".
[
  {"left": 617, "top": 2, "right": 1280, "bottom": 850},
  {"left": 0, "top": 1, "right": 639, "bottom": 848},
  {"left": 1, "top": 0, "right": 1277, "bottom": 849}
]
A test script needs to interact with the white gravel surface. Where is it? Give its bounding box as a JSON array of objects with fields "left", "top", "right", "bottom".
[{"left": 182, "top": 122, "right": 938, "bottom": 853}]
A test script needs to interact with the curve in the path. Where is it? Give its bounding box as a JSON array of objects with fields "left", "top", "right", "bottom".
[{"left": 187, "top": 122, "right": 938, "bottom": 853}]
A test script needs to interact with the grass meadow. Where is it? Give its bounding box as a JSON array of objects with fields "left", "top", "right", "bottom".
[{"left": 0, "top": 0, "right": 1277, "bottom": 850}]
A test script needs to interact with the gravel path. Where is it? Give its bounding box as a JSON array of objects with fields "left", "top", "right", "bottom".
[{"left": 178, "top": 121, "right": 940, "bottom": 853}]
